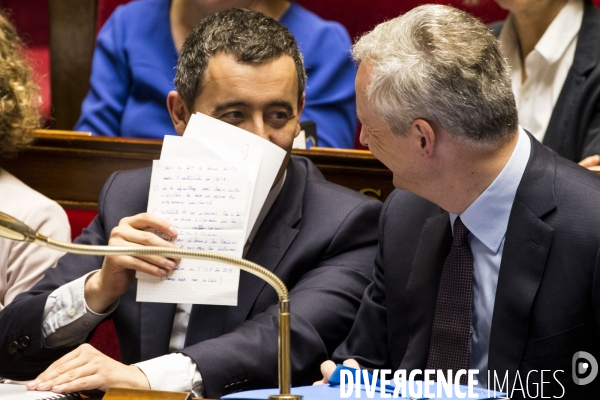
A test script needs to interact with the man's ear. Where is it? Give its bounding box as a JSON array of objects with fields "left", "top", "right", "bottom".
[
  {"left": 167, "top": 91, "right": 191, "bottom": 136},
  {"left": 294, "top": 92, "right": 306, "bottom": 138},
  {"left": 411, "top": 118, "right": 436, "bottom": 158}
]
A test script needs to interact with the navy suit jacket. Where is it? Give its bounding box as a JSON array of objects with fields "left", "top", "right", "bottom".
[
  {"left": 334, "top": 136, "right": 600, "bottom": 398},
  {"left": 0, "top": 156, "right": 381, "bottom": 397},
  {"left": 491, "top": 0, "right": 600, "bottom": 162}
]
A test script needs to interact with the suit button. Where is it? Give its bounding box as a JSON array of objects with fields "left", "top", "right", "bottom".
[
  {"left": 8, "top": 341, "right": 19, "bottom": 355},
  {"left": 18, "top": 336, "right": 30, "bottom": 349}
]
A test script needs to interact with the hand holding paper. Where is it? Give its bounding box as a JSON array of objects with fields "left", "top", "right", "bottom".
[
  {"left": 84, "top": 213, "right": 179, "bottom": 314},
  {"left": 136, "top": 112, "right": 286, "bottom": 306}
]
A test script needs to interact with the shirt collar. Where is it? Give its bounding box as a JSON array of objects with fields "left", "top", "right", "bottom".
[
  {"left": 450, "top": 127, "right": 531, "bottom": 253},
  {"left": 499, "top": 14, "right": 522, "bottom": 91},
  {"left": 499, "top": 0, "right": 583, "bottom": 66},
  {"left": 535, "top": 0, "right": 583, "bottom": 64},
  {"left": 498, "top": 13, "right": 519, "bottom": 59}
]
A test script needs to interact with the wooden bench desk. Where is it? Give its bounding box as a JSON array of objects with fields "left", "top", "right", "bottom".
[{"left": 0, "top": 130, "right": 395, "bottom": 210}]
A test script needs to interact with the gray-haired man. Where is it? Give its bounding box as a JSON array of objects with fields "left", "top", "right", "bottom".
[{"left": 320, "top": 4, "right": 600, "bottom": 398}]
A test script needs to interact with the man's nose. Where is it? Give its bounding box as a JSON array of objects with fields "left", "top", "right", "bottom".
[{"left": 248, "top": 117, "right": 268, "bottom": 140}]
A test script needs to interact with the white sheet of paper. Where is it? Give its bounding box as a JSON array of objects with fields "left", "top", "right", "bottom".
[
  {"left": 160, "top": 134, "right": 221, "bottom": 160},
  {"left": 137, "top": 114, "right": 276, "bottom": 305},
  {"left": 160, "top": 135, "right": 263, "bottom": 242},
  {"left": 137, "top": 158, "right": 256, "bottom": 305},
  {"left": 184, "top": 113, "right": 286, "bottom": 237},
  {"left": 0, "top": 383, "right": 69, "bottom": 399}
]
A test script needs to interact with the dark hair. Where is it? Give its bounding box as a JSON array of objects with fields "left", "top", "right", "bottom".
[
  {"left": 175, "top": 8, "right": 306, "bottom": 110},
  {"left": 0, "top": 12, "right": 41, "bottom": 156}
]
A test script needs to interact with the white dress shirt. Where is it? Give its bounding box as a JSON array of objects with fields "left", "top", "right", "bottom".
[
  {"left": 449, "top": 127, "right": 530, "bottom": 387},
  {"left": 42, "top": 170, "right": 287, "bottom": 397},
  {"left": 499, "top": 0, "right": 583, "bottom": 143}
]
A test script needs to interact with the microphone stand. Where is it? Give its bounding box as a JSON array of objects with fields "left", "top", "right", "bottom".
[{"left": 0, "top": 211, "right": 302, "bottom": 400}]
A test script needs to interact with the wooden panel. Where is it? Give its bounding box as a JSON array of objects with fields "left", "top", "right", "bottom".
[
  {"left": 0, "top": 131, "right": 394, "bottom": 210},
  {"left": 104, "top": 387, "right": 191, "bottom": 400},
  {"left": 49, "top": 0, "right": 98, "bottom": 130},
  {"left": 295, "top": 147, "right": 394, "bottom": 201},
  {"left": 7, "top": 130, "right": 596, "bottom": 211}
]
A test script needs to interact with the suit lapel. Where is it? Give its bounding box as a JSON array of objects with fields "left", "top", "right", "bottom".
[
  {"left": 176, "top": 216, "right": 301, "bottom": 363},
  {"left": 223, "top": 158, "right": 304, "bottom": 332},
  {"left": 140, "top": 300, "right": 177, "bottom": 360},
  {"left": 488, "top": 138, "right": 556, "bottom": 376},
  {"left": 400, "top": 213, "right": 452, "bottom": 370},
  {"left": 543, "top": 0, "right": 600, "bottom": 154}
]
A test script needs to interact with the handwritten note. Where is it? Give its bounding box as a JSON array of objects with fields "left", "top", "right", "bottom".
[
  {"left": 137, "top": 159, "right": 254, "bottom": 305},
  {"left": 184, "top": 113, "right": 286, "bottom": 239},
  {"left": 160, "top": 134, "right": 263, "bottom": 242},
  {"left": 147, "top": 160, "right": 249, "bottom": 232},
  {"left": 137, "top": 113, "right": 280, "bottom": 305}
]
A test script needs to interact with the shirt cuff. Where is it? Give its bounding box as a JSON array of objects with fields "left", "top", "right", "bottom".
[
  {"left": 42, "top": 270, "right": 119, "bottom": 347},
  {"left": 135, "top": 353, "right": 203, "bottom": 397}
]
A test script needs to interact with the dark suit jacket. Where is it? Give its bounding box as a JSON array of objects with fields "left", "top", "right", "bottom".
[
  {"left": 0, "top": 156, "right": 381, "bottom": 398},
  {"left": 334, "top": 137, "right": 600, "bottom": 398},
  {"left": 490, "top": 0, "right": 600, "bottom": 162}
]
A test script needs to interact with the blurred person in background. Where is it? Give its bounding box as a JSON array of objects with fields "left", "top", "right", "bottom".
[
  {"left": 492, "top": 0, "right": 600, "bottom": 168},
  {"left": 0, "top": 12, "right": 70, "bottom": 311},
  {"left": 75, "top": 0, "right": 357, "bottom": 148}
]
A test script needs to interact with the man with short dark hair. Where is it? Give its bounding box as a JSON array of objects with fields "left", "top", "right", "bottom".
[
  {"left": 319, "top": 5, "right": 600, "bottom": 398},
  {"left": 0, "top": 9, "right": 381, "bottom": 398}
]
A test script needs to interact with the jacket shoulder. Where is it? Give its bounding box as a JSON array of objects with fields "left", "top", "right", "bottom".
[
  {"left": 553, "top": 154, "right": 600, "bottom": 216},
  {"left": 97, "top": 167, "right": 152, "bottom": 225},
  {"left": 382, "top": 189, "right": 444, "bottom": 221}
]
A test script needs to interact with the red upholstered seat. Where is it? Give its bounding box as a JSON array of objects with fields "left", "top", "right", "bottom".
[
  {"left": 0, "top": 0, "right": 51, "bottom": 120},
  {"left": 88, "top": 320, "right": 122, "bottom": 361},
  {"left": 65, "top": 209, "right": 98, "bottom": 243}
]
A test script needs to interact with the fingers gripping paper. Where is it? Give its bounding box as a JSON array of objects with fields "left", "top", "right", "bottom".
[{"left": 136, "top": 113, "right": 286, "bottom": 305}]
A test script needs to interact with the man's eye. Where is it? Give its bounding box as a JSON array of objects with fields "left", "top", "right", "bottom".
[
  {"left": 222, "top": 111, "right": 244, "bottom": 119},
  {"left": 271, "top": 111, "right": 289, "bottom": 120}
]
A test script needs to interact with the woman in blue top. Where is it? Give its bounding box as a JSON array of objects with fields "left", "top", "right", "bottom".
[{"left": 75, "top": 0, "right": 357, "bottom": 148}]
